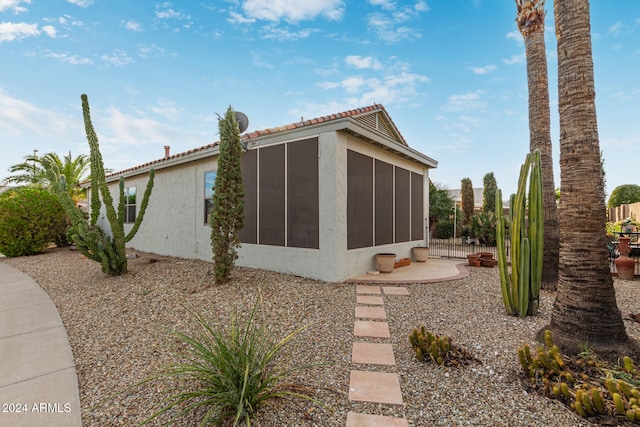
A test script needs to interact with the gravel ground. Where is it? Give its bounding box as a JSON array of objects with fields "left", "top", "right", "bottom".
[{"left": 3, "top": 247, "right": 639, "bottom": 426}]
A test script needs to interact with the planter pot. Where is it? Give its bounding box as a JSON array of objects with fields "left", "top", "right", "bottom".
[
  {"left": 376, "top": 253, "right": 396, "bottom": 273},
  {"left": 616, "top": 256, "right": 636, "bottom": 280},
  {"left": 481, "top": 258, "right": 498, "bottom": 267},
  {"left": 467, "top": 253, "right": 481, "bottom": 266},
  {"left": 477, "top": 252, "right": 493, "bottom": 259},
  {"left": 470, "top": 260, "right": 481, "bottom": 267},
  {"left": 413, "top": 247, "right": 429, "bottom": 262},
  {"left": 394, "top": 257, "right": 412, "bottom": 268}
]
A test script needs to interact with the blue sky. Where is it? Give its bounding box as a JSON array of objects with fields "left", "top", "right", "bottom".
[{"left": 1, "top": 0, "right": 638, "bottom": 200}]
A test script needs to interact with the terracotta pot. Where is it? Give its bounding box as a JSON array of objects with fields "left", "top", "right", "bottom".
[
  {"left": 394, "top": 257, "right": 412, "bottom": 268},
  {"left": 413, "top": 246, "right": 429, "bottom": 262},
  {"left": 616, "top": 255, "right": 636, "bottom": 280},
  {"left": 376, "top": 253, "right": 396, "bottom": 273},
  {"left": 470, "top": 260, "right": 481, "bottom": 267},
  {"left": 480, "top": 258, "right": 498, "bottom": 267},
  {"left": 477, "top": 252, "right": 493, "bottom": 259},
  {"left": 466, "top": 253, "right": 481, "bottom": 266}
]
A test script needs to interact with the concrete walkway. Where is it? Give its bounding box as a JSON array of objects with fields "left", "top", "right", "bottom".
[{"left": 0, "top": 262, "right": 82, "bottom": 427}]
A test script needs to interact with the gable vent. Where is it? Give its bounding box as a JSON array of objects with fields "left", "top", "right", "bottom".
[{"left": 355, "top": 112, "right": 395, "bottom": 141}]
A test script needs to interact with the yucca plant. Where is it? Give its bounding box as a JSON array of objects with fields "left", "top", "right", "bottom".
[{"left": 140, "top": 301, "right": 327, "bottom": 426}]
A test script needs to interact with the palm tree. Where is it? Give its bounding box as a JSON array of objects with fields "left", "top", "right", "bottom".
[
  {"left": 545, "top": 0, "right": 631, "bottom": 355},
  {"left": 4, "top": 152, "right": 90, "bottom": 203},
  {"left": 515, "top": 0, "right": 559, "bottom": 291}
]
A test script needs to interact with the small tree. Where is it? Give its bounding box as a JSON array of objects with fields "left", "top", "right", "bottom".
[
  {"left": 482, "top": 172, "right": 497, "bottom": 215},
  {"left": 210, "top": 107, "right": 245, "bottom": 284},
  {"left": 607, "top": 184, "right": 640, "bottom": 209},
  {"left": 460, "top": 178, "right": 475, "bottom": 227}
]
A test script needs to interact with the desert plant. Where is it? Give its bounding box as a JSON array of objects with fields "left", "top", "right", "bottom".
[
  {"left": 460, "top": 177, "right": 474, "bottom": 227},
  {"left": 482, "top": 172, "right": 497, "bottom": 215},
  {"left": 210, "top": 107, "right": 245, "bottom": 284},
  {"left": 496, "top": 149, "right": 543, "bottom": 317},
  {"left": 518, "top": 331, "right": 640, "bottom": 423},
  {"left": 139, "top": 301, "right": 326, "bottom": 426},
  {"left": 48, "top": 94, "right": 154, "bottom": 275},
  {"left": 408, "top": 326, "right": 478, "bottom": 367},
  {"left": 0, "top": 187, "right": 68, "bottom": 256}
]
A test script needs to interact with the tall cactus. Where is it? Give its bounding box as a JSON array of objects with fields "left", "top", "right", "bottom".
[
  {"left": 49, "top": 94, "right": 154, "bottom": 275},
  {"left": 496, "top": 149, "right": 543, "bottom": 317}
]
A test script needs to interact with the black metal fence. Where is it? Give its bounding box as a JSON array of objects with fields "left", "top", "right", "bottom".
[
  {"left": 430, "top": 236, "right": 640, "bottom": 277},
  {"left": 429, "top": 237, "right": 508, "bottom": 261}
]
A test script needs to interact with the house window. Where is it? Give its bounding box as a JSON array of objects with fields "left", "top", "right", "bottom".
[
  {"left": 204, "top": 171, "right": 217, "bottom": 224},
  {"left": 124, "top": 186, "right": 136, "bottom": 223}
]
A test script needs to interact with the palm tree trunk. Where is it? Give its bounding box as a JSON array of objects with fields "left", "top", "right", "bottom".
[
  {"left": 545, "top": 0, "right": 630, "bottom": 355},
  {"left": 519, "top": 1, "right": 559, "bottom": 290}
]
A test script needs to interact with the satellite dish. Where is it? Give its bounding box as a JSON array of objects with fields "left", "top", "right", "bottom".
[{"left": 234, "top": 111, "right": 249, "bottom": 133}]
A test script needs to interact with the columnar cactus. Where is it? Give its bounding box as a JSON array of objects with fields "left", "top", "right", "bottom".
[
  {"left": 496, "top": 149, "right": 543, "bottom": 317},
  {"left": 49, "top": 94, "right": 154, "bottom": 275}
]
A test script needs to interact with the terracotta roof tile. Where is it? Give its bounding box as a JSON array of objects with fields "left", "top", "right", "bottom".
[{"left": 105, "top": 103, "right": 390, "bottom": 178}]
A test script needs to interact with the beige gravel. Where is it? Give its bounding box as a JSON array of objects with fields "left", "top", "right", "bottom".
[{"left": 3, "top": 247, "right": 639, "bottom": 426}]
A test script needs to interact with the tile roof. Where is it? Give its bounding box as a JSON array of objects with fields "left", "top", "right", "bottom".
[{"left": 105, "top": 103, "right": 405, "bottom": 178}]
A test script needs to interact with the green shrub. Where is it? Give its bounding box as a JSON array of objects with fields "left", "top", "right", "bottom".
[
  {"left": 140, "top": 301, "right": 326, "bottom": 426},
  {"left": 0, "top": 188, "right": 68, "bottom": 257},
  {"left": 435, "top": 220, "right": 454, "bottom": 239}
]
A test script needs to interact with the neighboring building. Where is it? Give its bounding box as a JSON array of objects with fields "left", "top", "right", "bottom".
[
  {"left": 609, "top": 202, "right": 640, "bottom": 224},
  {"left": 90, "top": 104, "right": 438, "bottom": 282}
]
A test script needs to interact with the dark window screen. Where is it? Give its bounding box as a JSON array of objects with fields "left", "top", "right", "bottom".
[
  {"left": 394, "top": 167, "right": 410, "bottom": 242},
  {"left": 375, "top": 160, "right": 393, "bottom": 245},
  {"left": 259, "top": 144, "right": 285, "bottom": 246},
  {"left": 287, "top": 138, "right": 319, "bottom": 248},
  {"left": 347, "top": 150, "right": 374, "bottom": 249},
  {"left": 239, "top": 149, "right": 257, "bottom": 244},
  {"left": 411, "top": 172, "right": 424, "bottom": 241}
]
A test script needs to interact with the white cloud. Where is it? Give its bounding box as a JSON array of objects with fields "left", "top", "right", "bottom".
[
  {"left": 469, "top": 64, "right": 496, "bottom": 75},
  {"left": 0, "top": 22, "right": 39, "bottom": 42},
  {"left": 366, "top": 0, "right": 428, "bottom": 43},
  {"left": 155, "top": 2, "right": 191, "bottom": 20},
  {"left": 67, "top": 0, "right": 93, "bottom": 7},
  {"left": 122, "top": 20, "right": 142, "bottom": 31},
  {"left": 149, "top": 99, "right": 181, "bottom": 121},
  {"left": 607, "top": 21, "right": 623, "bottom": 36},
  {"left": 0, "top": 90, "right": 76, "bottom": 139},
  {"left": 41, "top": 25, "right": 57, "bottom": 38},
  {"left": 241, "top": 0, "right": 345, "bottom": 22},
  {"left": 262, "top": 25, "right": 316, "bottom": 41},
  {"left": 137, "top": 44, "right": 164, "bottom": 58},
  {"left": 101, "top": 106, "right": 181, "bottom": 147},
  {"left": 503, "top": 53, "right": 525, "bottom": 65},
  {"left": 0, "top": 0, "right": 30, "bottom": 13},
  {"left": 100, "top": 50, "right": 133, "bottom": 66},
  {"left": 441, "top": 91, "right": 487, "bottom": 113},
  {"left": 251, "top": 51, "right": 274, "bottom": 69},
  {"left": 43, "top": 50, "right": 92, "bottom": 64},
  {"left": 506, "top": 30, "right": 522, "bottom": 43},
  {"left": 345, "top": 55, "right": 382, "bottom": 70}
]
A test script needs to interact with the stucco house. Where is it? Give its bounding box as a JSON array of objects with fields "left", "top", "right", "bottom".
[{"left": 91, "top": 104, "right": 438, "bottom": 282}]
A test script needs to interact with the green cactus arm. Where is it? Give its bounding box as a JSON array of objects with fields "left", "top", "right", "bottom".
[
  {"left": 511, "top": 153, "right": 531, "bottom": 312},
  {"left": 125, "top": 169, "right": 155, "bottom": 242},
  {"left": 496, "top": 188, "right": 514, "bottom": 314},
  {"left": 528, "top": 151, "right": 543, "bottom": 306},
  {"left": 518, "top": 237, "right": 531, "bottom": 318}
]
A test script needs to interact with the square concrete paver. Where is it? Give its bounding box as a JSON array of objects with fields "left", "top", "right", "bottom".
[
  {"left": 382, "top": 286, "right": 410, "bottom": 295},
  {"left": 353, "top": 321, "right": 390, "bottom": 338},
  {"left": 356, "top": 295, "right": 384, "bottom": 305},
  {"left": 356, "top": 285, "right": 381, "bottom": 295},
  {"left": 346, "top": 412, "right": 409, "bottom": 427},
  {"left": 349, "top": 370, "right": 403, "bottom": 405},
  {"left": 352, "top": 342, "right": 396, "bottom": 365},
  {"left": 355, "top": 306, "right": 387, "bottom": 319}
]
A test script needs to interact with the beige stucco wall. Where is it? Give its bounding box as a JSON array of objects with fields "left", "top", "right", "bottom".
[{"left": 97, "top": 129, "right": 431, "bottom": 282}]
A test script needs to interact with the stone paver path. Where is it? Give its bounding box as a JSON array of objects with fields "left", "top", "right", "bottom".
[{"left": 347, "top": 284, "right": 409, "bottom": 426}]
